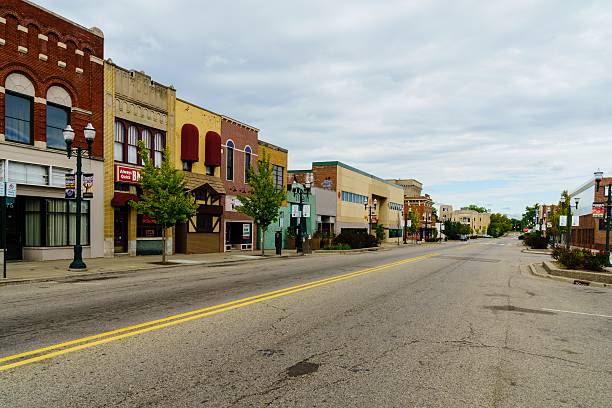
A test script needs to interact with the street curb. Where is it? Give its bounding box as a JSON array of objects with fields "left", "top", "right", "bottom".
[
  {"left": 527, "top": 263, "right": 611, "bottom": 288},
  {"left": 0, "top": 255, "right": 303, "bottom": 287},
  {"left": 521, "top": 249, "right": 551, "bottom": 255},
  {"left": 314, "top": 246, "right": 385, "bottom": 254}
]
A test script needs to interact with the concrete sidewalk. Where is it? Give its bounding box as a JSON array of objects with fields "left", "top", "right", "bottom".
[{"left": 0, "top": 249, "right": 301, "bottom": 285}]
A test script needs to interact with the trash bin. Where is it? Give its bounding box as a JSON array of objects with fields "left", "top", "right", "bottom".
[{"left": 275, "top": 231, "right": 282, "bottom": 255}]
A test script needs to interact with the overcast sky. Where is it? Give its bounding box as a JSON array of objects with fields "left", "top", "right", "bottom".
[{"left": 40, "top": 0, "right": 612, "bottom": 217}]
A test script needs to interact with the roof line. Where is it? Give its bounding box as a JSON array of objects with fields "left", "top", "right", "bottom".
[
  {"left": 23, "top": 0, "right": 104, "bottom": 38},
  {"left": 312, "top": 161, "right": 404, "bottom": 190}
]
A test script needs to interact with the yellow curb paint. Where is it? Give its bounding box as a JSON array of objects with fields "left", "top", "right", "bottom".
[{"left": 0, "top": 253, "right": 438, "bottom": 372}]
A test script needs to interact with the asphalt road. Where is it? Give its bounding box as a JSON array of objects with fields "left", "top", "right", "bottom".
[{"left": 1, "top": 237, "right": 611, "bottom": 407}]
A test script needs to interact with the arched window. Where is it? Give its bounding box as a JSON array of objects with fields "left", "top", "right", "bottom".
[
  {"left": 244, "top": 146, "right": 252, "bottom": 182},
  {"left": 4, "top": 73, "right": 35, "bottom": 144},
  {"left": 226, "top": 140, "right": 234, "bottom": 181},
  {"left": 46, "top": 86, "right": 72, "bottom": 149},
  {"left": 127, "top": 125, "right": 138, "bottom": 164},
  {"left": 153, "top": 132, "right": 164, "bottom": 167},
  {"left": 114, "top": 121, "right": 125, "bottom": 161}
]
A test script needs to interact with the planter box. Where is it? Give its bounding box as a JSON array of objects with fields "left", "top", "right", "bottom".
[{"left": 543, "top": 261, "right": 612, "bottom": 284}]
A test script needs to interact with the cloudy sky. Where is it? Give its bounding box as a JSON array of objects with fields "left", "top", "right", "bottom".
[{"left": 40, "top": 0, "right": 612, "bottom": 217}]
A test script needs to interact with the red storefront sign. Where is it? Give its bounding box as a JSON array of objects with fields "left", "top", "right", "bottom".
[
  {"left": 592, "top": 203, "right": 605, "bottom": 218},
  {"left": 115, "top": 165, "right": 141, "bottom": 184}
]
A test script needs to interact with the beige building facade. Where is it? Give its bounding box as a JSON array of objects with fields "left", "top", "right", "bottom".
[
  {"left": 103, "top": 62, "right": 176, "bottom": 257},
  {"left": 451, "top": 208, "right": 491, "bottom": 236}
]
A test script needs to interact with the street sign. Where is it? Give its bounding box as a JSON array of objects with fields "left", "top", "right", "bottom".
[
  {"left": 592, "top": 203, "right": 605, "bottom": 218},
  {"left": 6, "top": 182, "right": 16, "bottom": 198},
  {"left": 523, "top": 228, "right": 529, "bottom": 233}
]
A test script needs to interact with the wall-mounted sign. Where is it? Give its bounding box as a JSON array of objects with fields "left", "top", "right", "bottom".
[
  {"left": 82, "top": 173, "right": 94, "bottom": 198},
  {"left": 302, "top": 204, "right": 311, "bottom": 218},
  {"left": 242, "top": 223, "right": 251, "bottom": 239},
  {"left": 321, "top": 177, "right": 333, "bottom": 190},
  {"left": 115, "top": 165, "right": 141, "bottom": 184},
  {"left": 593, "top": 203, "right": 605, "bottom": 218},
  {"left": 65, "top": 174, "right": 76, "bottom": 199}
]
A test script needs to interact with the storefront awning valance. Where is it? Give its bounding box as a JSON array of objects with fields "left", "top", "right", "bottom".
[
  {"left": 205, "top": 131, "right": 222, "bottom": 166},
  {"left": 181, "top": 124, "right": 199, "bottom": 162},
  {"left": 182, "top": 172, "right": 226, "bottom": 195},
  {"left": 111, "top": 192, "right": 140, "bottom": 207}
]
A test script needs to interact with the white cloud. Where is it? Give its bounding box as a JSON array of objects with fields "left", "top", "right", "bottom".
[{"left": 38, "top": 0, "right": 612, "bottom": 216}]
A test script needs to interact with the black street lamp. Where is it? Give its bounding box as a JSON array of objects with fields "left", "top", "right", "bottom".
[
  {"left": 291, "top": 178, "right": 311, "bottom": 254},
  {"left": 594, "top": 170, "right": 611, "bottom": 265},
  {"left": 364, "top": 198, "right": 378, "bottom": 236},
  {"left": 63, "top": 123, "right": 96, "bottom": 270}
]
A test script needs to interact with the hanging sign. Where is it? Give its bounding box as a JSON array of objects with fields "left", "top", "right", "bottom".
[
  {"left": 82, "top": 173, "right": 94, "bottom": 198},
  {"left": 302, "top": 204, "right": 311, "bottom": 218},
  {"left": 572, "top": 216, "right": 580, "bottom": 227},
  {"left": 291, "top": 204, "right": 300, "bottom": 218},
  {"left": 6, "top": 182, "right": 16, "bottom": 198},
  {"left": 65, "top": 174, "right": 76, "bottom": 199},
  {"left": 592, "top": 203, "right": 605, "bottom": 218}
]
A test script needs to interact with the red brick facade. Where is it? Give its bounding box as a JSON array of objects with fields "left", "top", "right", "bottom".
[
  {"left": 0, "top": 0, "right": 104, "bottom": 156},
  {"left": 572, "top": 178, "right": 612, "bottom": 251}
]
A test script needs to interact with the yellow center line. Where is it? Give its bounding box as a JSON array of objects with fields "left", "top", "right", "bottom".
[{"left": 0, "top": 253, "right": 438, "bottom": 372}]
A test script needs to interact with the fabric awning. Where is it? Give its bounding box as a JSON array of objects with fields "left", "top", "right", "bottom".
[
  {"left": 181, "top": 123, "right": 199, "bottom": 162},
  {"left": 111, "top": 192, "right": 140, "bottom": 207},
  {"left": 205, "top": 131, "right": 221, "bottom": 166}
]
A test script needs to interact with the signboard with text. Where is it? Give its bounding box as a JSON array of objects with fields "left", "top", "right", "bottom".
[
  {"left": 65, "top": 174, "right": 76, "bottom": 199},
  {"left": 302, "top": 204, "right": 311, "bottom": 218},
  {"left": 291, "top": 205, "right": 300, "bottom": 218},
  {"left": 115, "top": 165, "right": 141, "bottom": 184},
  {"left": 592, "top": 203, "right": 605, "bottom": 218},
  {"left": 6, "top": 182, "right": 16, "bottom": 198},
  {"left": 242, "top": 223, "right": 251, "bottom": 239},
  {"left": 82, "top": 173, "right": 94, "bottom": 198}
]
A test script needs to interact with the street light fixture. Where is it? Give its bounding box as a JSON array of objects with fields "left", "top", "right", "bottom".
[
  {"left": 364, "top": 197, "right": 377, "bottom": 235},
  {"left": 291, "top": 178, "right": 311, "bottom": 254},
  {"left": 64, "top": 123, "right": 96, "bottom": 269},
  {"left": 594, "top": 170, "right": 611, "bottom": 265}
]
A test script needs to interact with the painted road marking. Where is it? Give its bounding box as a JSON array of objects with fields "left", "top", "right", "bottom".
[
  {"left": 0, "top": 253, "right": 438, "bottom": 372},
  {"left": 541, "top": 308, "right": 612, "bottom": 319}
]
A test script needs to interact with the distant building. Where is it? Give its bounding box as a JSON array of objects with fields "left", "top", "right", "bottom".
[
  {"left": 387, "top": 178, "right": 422, "bottom": 197},
  {"left": 439, "top": 204, "right": 453, "bottom": 223},
  {"left": 567, "top": 176, "right": 611, "bottom": 251},
  {"left": 451, "top": 209, "right": 490, "bottom": 236}
]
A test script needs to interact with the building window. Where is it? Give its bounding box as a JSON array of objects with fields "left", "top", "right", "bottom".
[
  {"left": 137, "top": 214, "right": 162, "bottom": 238},
  {"left": 206, "top": 166, "right": 215, "bottom": 176},
  {"left": 127, "top": 125, "right": 138, "bottom": 164},
  {"left": 140, "top": 129, "right": 151, "bottom": 165},
  {"left": 154, "top": 132, "right": 164, "bottom": 167},
  {"left": 244, "top": 146, "right": 252, "bottom": 182},
  {"left": 46, "top": 103, "right": 70, "bottom": 149},
  {"left": 226, "top": 140, "right": 234, "bottom": 181},
  {"left": 196, "top": 214, "right": 215, "bottom": 233},
  {"left": 182, "top": 161, "right": 193, "bottom": 171},
  {"left": 272, "top": 165, "right": 284, "bottom": 191},
  {"left": 5, "top": 91, "right": 33, "bottom": 144},
  {"left": 23, "top": 198, "right": 89, "bottom": 247},
  {"left": 114, "top": 121, "right": 125, "bottom": 162}
]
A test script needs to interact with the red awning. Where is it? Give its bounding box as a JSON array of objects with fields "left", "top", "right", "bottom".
[
  {"left": 181, "top": 124, "right": 199, "bottom": 162},
  {"left": 205, "top": 131, "right": 221, "bottom": 166},
  {"left": 111, "top": 192, "right": 140, "bottom": 207}
]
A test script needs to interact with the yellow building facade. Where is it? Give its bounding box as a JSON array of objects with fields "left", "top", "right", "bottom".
[{"left": 173, "top": 99, "right": 226, "bottom": 253}]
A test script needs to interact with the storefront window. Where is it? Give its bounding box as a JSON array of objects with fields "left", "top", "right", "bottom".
[
  {"left": 137, "top": 214, "right": 162, "bottom": 238},
  {"left": 25, "top": 199, "right": 41, "bottom": 246}
]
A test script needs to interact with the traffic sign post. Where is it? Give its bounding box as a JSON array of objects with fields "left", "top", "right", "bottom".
[{"left": 1, "top": 181, "right": 17, "bottom": 279}]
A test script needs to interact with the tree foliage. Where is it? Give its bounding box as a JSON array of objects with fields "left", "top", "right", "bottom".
[
  {"left": 467, "top": 204, "right": 488, "bottom": 213},
  {"left": 130, "top": 141, "right": 198, "bottom": 264},
  {"left": 443, "top": 221, "right": 471, "bottom": 240},
  {"left": 521, "top": 204, "right": 538, "bottom": 228},
  {"left": 236, "top": 152, "right": 286, "bottom": 255},
  {"left": 487, "top": 213, "right": 513, "bottom": 237}
]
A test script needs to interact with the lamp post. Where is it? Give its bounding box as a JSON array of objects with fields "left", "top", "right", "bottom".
[
  {"left": 594, "top": 170, "right": 611, "bottom": 265},
  {"left": 403, "top": 206, "right": 408, "bottom": 244},
  {"left": 63, "top": 123, "right": 96, "bottom": 270},
  {"left": 291, "top": 179, "right": 311, "bottom": 254},
  {"left": 364, "top": 198, "right": 377, "bottom": 236}
]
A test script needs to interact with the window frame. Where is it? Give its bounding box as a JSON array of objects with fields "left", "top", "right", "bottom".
[
  {"left": 226, "top": 140, "right": 234, "bottom": 181},
  {"left": 45, "top": 102, "right": 71, "bottom": 150},
  {"left": 4, "top": 90, "right": 34, "bottom": 145},
  {"left": 244, "top": 146, "right": 252, "bottom": 183}
]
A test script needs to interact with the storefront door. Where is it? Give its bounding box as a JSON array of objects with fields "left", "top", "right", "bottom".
[
  {"left": 114, "top": 207, "right": 128, "bottom": 253},
  {"left": 4, "top": 199, "right": 23, "bottom": 260}
]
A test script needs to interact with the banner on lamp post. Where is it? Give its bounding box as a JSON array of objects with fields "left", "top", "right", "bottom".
[
  {"left": 65, "top": 174, "right": 76, "bottom": 199},
  {"left": 572, "top": 216, "right": 580, "bottom": 227},
  {"left": 82, "top": 173, "right": 94, "bottom": 198},
  {"left": 559, "top": 215, "right": 567, "bottom": 227}
]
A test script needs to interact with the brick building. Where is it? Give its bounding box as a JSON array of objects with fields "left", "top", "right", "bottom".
[
  {"left": 0, "top": 0, "right": 105, "bottom": 260},
  {"left": 569, "top": 177, "right": 612, "bottom": 251},
  {"left": 220, "top": 116, "right": 258, "bottom": 251}
]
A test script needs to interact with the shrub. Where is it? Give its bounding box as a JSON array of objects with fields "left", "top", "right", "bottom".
[
  {"left": 524, "top": 232, "right": 548, "bottom": 249},
  {"left": 518, "top": 235, "right": 524, "bottom": 240},
  {"left": 551, "top": 245, "right": 563, "bottom": 260},
  {"left": 375, "top": 224, "right": 385, "bottom": 244},
  {"left": 334, "top": 230, "right": 378, "bottom": 249},
  {"left": 558, "top": 248, "right": 584, "bottom": 270},
  {"left": 582, "top": 250, "right": 607, "bottom": 271}
]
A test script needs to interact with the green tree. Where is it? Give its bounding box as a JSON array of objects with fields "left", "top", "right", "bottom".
[
  {"left": 236, "top": 152, "right": 286, "bottom": 255},
  {"left": 375, "top": 224, "right": 385, "bottom": 243},
  {"left": 488, "top": 213, "right": 513, "bottom": 237},
  {"left": 467, "top": 204, "right": 488, "bottom": 213},
  {"left": 130, "top": 141, "right": 198, "bottom": 264},
  {"left": 443, "top": 221, "right": 470, "bottom": 240},
  {"left": 521, "top": 204, "right": 538, "bottom": 228},
  {"left": 407, "top": 208, "right": 420, "bottom": 241}
]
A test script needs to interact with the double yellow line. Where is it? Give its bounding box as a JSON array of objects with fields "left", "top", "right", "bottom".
[{"left": 0, "top": 253, "right": 437, "bottom": 372}]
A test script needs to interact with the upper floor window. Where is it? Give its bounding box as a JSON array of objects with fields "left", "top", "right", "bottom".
[
  {"left": 154, "top": 132, "right": 164, "bottom": 167},
  {"left": 244, "top": 146, "right": 252, "bottom": 182},
  {"left": 5, "top": 73, "right": 37, "bottom": 145},
  {"left": 127, "top": 125, "right": 138, "bottom": 164},
  {"left": 114, "top": 121, "right": 125, "bottom": 161},
  {"left": 226, "top": 140, "right": 234, "bottom": 181},
  {"left": 45, "top": 86, "right": 72, "bottom": 150},
  {"left": 273, "top": 165, "right": 284, "bottom": 191},
  {"left": 140, "top": 129, "right": 151, "bottom": 165}
]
